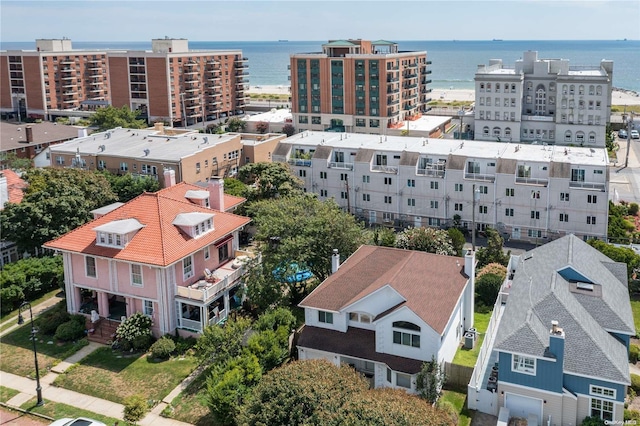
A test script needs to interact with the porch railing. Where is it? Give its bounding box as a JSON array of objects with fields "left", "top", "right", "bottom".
[{"left": 176, "top": 266, "right": 244, "bottom": 302}]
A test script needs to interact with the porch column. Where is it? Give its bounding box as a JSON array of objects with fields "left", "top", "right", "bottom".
[
  {"left": 73, "top": 286, "right": 82, "bottom": 313},
  {"left": 126, "top": 297, "right": 135, "bottom": 317},
  {"left": 224, "top": 292, "right": 230, "bottom": 315},
  {"left": 98, "top": 292, "right": 110, "bottom": 318}
]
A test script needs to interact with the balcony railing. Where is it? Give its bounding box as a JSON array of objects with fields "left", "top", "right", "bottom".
[
  {"left": 176, "top": 266, "right": 244, "bottom": 303},
  {"left": 515, "top": 177, "right": 548, "bottom": 186},
  {"left": 569, "top": 181, "right": 606, "bottom": 191},
  {"left": 371, "top": 165, "right": 398, "bottom": 174},
  {"left": 329, "top": 162, "right": 354, "bottom": 170},
  {"left": 288, "top": 158, "right": 312, "bottom": 167},
  {"left": 417, "top": 168, "right": 445, "bottom": 178},
  {"left": 464, "top": 173, "right": 495, "bottom": 182}
]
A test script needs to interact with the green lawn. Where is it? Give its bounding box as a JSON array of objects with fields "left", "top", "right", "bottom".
[
  {"left": 0, "top": 319, "right": 88, "bottom": 377},
  {"left": 440, "top": 390, "right": 473, "bottom": 426},
  {"left": 0, "top": 385, "right": 19, "bottom": 403},
  {"left": 53, "top": 347, "right": 198, "bottom": 404},
  {"left": 0, "top": 290, "right": 62, "bottom": 333},
  {"left": 166, "top": 366, "right": 215, "bottom": 426},
  {"left": 20, "top": 397, "right": 127, "bottom": 426},
  {"left": 630, "top": 296, "right": 640, "bottom": 338},
  {"left": 452, "top": 311, "right": 492, "bottom": 367}
]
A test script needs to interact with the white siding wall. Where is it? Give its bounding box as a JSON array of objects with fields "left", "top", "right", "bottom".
[
  {"left": 305, "top": 308, "right": 348, "bottom": 332},
  {"left": 375, "top": 307, "right": 440, "bottom": 362},
  {"left": 498, "top": 382, "right": 564, "bottom": 425},
  {"left": 439, "top": 295, "right": 464, "bottom": 364}
]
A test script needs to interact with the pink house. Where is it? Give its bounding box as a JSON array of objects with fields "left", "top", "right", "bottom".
[{"left": 44, "top": 173, "right": 251, "bottom": 337}]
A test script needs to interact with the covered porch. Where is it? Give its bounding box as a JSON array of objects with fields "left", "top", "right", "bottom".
[
  {"left": 176, "top": 285, "right": 243, "bottom": 333},
  {"left": 75, "top": 287, "right": 136, "bottom": 321}
]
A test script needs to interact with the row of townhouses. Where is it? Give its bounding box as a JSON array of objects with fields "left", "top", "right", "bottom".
[{"left": 273, "top": 131, "right": 609, "bottom": 243}]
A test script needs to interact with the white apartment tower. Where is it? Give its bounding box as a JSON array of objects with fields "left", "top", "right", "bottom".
[
  {"left": 274, "top": 131, "right": 608, "bottom": 244},
  {"left": 473, "top": 51, "right": 613, "bottom": 147}
]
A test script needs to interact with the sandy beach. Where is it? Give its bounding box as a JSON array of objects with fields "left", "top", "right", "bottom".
[{"left": 247, "top": 85, "right": 640, "bottom": 106}]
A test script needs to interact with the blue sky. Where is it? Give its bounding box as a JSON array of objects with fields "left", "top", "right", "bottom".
[{"left": 2, "top": 1, "right": 639, "bottom": 42}]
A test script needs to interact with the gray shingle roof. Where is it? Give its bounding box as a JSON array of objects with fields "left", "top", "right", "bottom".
[{"left": 494, "top": 234, "right": 633, "bottom": 384}]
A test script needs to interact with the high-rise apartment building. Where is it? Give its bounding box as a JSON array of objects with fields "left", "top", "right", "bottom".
[
  {"left": 0, "top": 38, "right": 249, "bottom": 126},
  {"left": 473, "top": 51, "right": 613, "bottom": 147},
  {"left": 290, "top": 39, "right": 432, "bottom": 134}
]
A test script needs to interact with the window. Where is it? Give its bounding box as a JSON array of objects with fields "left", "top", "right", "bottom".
[
  {"left": 196, "top": 162, "right": 201, "bottom": 173},
  {"left": 531, "top": 211, "right": 540, "bottom": 220},
  {"left": 587, "top": 216, "right": 597, "bottom": 225},
  {"left": 393, "top": 331, "right": 420, "bottom": 348},
  {"left": 299, "top": 170, "right": 306, "bottom": 177},
  {"left": 512, "top": 354, "right": 536, "bottom": 375},
  {"left": 517, "top": 165, "right": 531, "bottom": 178},
  {"left": 384, "top": 196, "right": 392, "bottom": 204},
  {"left": 318, "top": 310, "right": 333, "bottom": 324},
  {"left": 590, "top": 385, "right": 616, "bottom": 400},
  {"left": 120, "top": 162, "right": 128, "bottom": 172},
  {"left": 571, "top": 169, "right": 585, "bottom": 183},
  {"left": 559, "top": 213, "right": 569, "bottom": 222},
  {"left": 384, "top": 177, "right": 392, "bottom": 185},
  {"left": 363, "top": 175, "right": 370, "bottom": 183},
  {"left": 341, "top": 191, "right": 348, "bottom": 199},
  {"left": 320, "top": 189, "right": 328, "bottom": 197},
  {"left": 506, "top": 188, "right": 514, "bottom": 197},
  {"left": 349, "top": 312, "right": 371, "bottom": 323},
  {"left": 588, "top": 194, "right": 597, "bottom": 204},
  {"left": 454, "top": 203, "right": 463, "bottom": 212},
  {"left": 407, "top": 198, "right": 415, "bottom": 207},
  {"left": 505, "top": 208, "right": 514, "bottom": 217},
  {"left": 560, "top": 193, "right": 569, "bottom": 202},
  {"left": 85, "top": 256, "right": 96, "bottom": 278},
  {"left": 396, "top": 373, "right": 411, "bottom": 388},
  {"left": 478, "top": 185, "right": 488, "bottom": 194},
  {"left": 204, "top": 245, "right": 210, "bottom": 260},
  {"left": 455, "top": 183, "right": 463, "bottom": 192},
  {"left": 362, "top": 193, "right": 370, "bottom": 202},
  {"left": 320, "top": 171, "right": 327, "bottom": 179},
  {"left": 183, "top": 256, "right": 193, "bottom": 280},
  {"left": 430, "top": 200, "right": 439, "bottom": 209},
  {"left": 375, "top": 154, "right": 387, "bottom": 166},
  {"left": 467, "top": 161, "right": 480, "bottom": 174},
  {"left": 430, "top": 181, "right": 439, "bottom": 190},
  {"left": 218, "top": 243, "right": 229, "bottom": 261},
  {"left": 531, "top": 190, "right": 540, "bottom": 199},
  {"left": 590, "top": 398, "right": 614, "bottom": 421},
  {"left": 479, "top": 205, "right": 487, "bottom": 214},
  {"left": 387, "top": 368, "right": 392, "bottom": 383},
  {"left": 143, "top": 300, "right": 153, "bottom": 317},
  {"left": 407, "top": 179, "right": 415, "bottom": 187},
  {"left": 131, "top": 264, "right": 143, "bottom": 286},
  {"left": 528, "top": 229, "right": 542, "bottom": 238},
  {"left": 56, "top": 155, "right": 65, "bottom": 165}
]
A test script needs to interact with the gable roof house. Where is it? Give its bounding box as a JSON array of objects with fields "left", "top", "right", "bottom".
[
  {"left": 44, "top": 174, "right": 251, "bottom": 339},
  {"left": 468, "top": 235, "right": 634, "bottom": 426},
  {"left": 297, "top": 245, "right": 476, "bottom": 392}
]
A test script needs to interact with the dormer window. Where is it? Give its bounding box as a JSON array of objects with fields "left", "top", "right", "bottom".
[
  {"left": 93, "top": 219, "right": 144, "bottom": 249},
  {"left": 173, "top": 212, "right": 215, "bottom": 239}
]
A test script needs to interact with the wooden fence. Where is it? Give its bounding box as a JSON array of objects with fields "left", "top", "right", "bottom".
[{"left": 444, "top": 362, "right": 474, "bottom": 390}]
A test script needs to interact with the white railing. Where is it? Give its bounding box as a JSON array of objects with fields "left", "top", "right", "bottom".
[
  {"left": 371, "top": 165, "right": 398, "bottom": 174},
  {"left": 469, "top": 294, "right": 504, "bottom": 388},
  {"left": 569, "top": 181, "right": 606, "bottom": 191},
  {"left": 208, "top": 309, "right": 227, "bottom": 326},
  {"left": 180, "top": 317, "right": 202, "bottom": 332},
  {"left": 329, "top": 162, "right": 354, "bottom": 170},
  {"left": 416, "top": 168, "right": 445, "bottom": 178},
  {"left": 176, "top": 266, "right": 244, "bottom": 302},
  {"left": 515, "top": 177, "right": 548, "bottom": 186},
  {"left": 464, "top": 173, "right": 495, "bottom": 182}
]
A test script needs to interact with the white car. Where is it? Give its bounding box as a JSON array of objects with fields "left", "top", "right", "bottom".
[
  {"left": 49, "top": 418, "right": 107, "bottom": 426},
  {"left": 631, "top": 130, "right": 640, "bottom": 140}
]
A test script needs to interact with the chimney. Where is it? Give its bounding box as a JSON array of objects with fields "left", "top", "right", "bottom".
[
  {"left": 78, "top": 128, "right": 88, "bottom": 138},
  {"left": 208, "top": 177, "right": 224, "bottom": 211},
  {"left": 331, "top": 249, "right": 340, "bottom": 274},
  {"left": 154, "top": 122, "right": 165, "bottom": 134},
  {"left": 163, "top": 169, "right": 176, "bottom": 188},
  {"left": 547, "top": 319, "right": 565, "bottom": 390},
  {"left": 463, "top": 249, "right": 476, "bottom": 332},
  {"left": 25, "top": 125, "right": 33, "bottom": 143}
]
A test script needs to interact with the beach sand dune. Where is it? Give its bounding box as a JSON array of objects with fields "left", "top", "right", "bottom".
[{"left": 247, "top": 85, "right": 640, "bottom": 106}]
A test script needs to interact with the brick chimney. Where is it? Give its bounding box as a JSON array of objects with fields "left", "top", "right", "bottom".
[
  {"left": 208, "top": 177, "right": 224, "bottom": 211},
  {"left": 25, "top": 125, "right": 33, "bottom": 143}
]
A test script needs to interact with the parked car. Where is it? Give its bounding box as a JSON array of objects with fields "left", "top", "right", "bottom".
[
  {"left": 619, "top": 129, "right": 628, "bottom": 138},
  {"left": 632, "top": 130, "right": 640, "bottom": 139},
  {"left": 49, "top": 418, "right": 107, "bottom": 426}
]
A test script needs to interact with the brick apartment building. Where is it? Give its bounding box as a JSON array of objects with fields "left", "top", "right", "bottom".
[
  {"left": 1, "top": 38, "right": 249, "bottom": 126},
  {"left": 290, "top": 39, "right": 433, "bottom": 134}
]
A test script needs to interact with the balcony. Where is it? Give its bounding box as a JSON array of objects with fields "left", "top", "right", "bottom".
[
  {"left": 371, "top": 165, "right": 398, "bottom": 174},
  {"left": 464, "top": 173, "right": 495, "bottom": 182},
  {"left": 521, "top": 115, "right": 554, "bottom": 122},
  {"left": 417, "top": 168, "right": 445, "bottom": 178},
  {"left": 176, "top": 262, "right": 245, "bottom": 303},
  {"left": 515, "top": 177, "right": 548, "bottom": 186},
  {"left": 289, "top": 158, "right": 312, "bottom": 167},
  {"left": 329, "top": 162, "right": 354, "bottom": 170},
  {"left": 234, "top": 57, "right": 249, "bottom": 63},
  {"left": 569, "top": 181, "right": 606, "bottom": 191}
]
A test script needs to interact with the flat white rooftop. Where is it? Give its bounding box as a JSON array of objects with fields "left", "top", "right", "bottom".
[
  {"left": 282, "top": 131, "right": 608, "bottom": 166},
  {"left": 245, "top": 109, "right": 292, "bottom": 124}
]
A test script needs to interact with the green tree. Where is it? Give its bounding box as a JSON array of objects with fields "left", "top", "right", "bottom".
[
  {"left": 370, "top": 227, "right": 396, "bottom": 247},
  {"left": 246, "top": 195, "right": 365, "bottom": 309},
  {"left": 395, "top": 227, "right": 456, "bottom": 256},
  {"left": 475, "top": 273, "right": 503, "bottom": 307},
  {"left": 204, "top": 352, "right": 262, "bottom": 426},
  {"left": 477, "top": 262, "right": 507, "bottom": 281},
  {"left": 0, "top": 152, "right": 33, "bottom": 171},
  {"left": 224, "top": 177, "right": 249, "bottom": 198},
  {"left": 282, "top": 123, "right": 295, "bottom": 137},
  {"left": 0, "top": 168, "right": 117, "bottom": 254},
  {"left": 0, "top": 256, "right": 63, "bottom": 313},
  {"left": 416, "top": 355, "right": 446, "bottom": 404},
  {"left": 89, "top": 105, "right": 146, "bottom": 131},
  {"left": 227, "top": 117, "right": 247, "bottom": 132},
  {"left": 100, "top": 172, "right": 160, "bottom": 202},
  {"left": 587, "top": 239, "right": 640, "bottom": 284},
  {"left": 255, "top": 121, "right": 269, "bottom": 134},
  {"left": 448, "top": 227, "right": 466, "bottom": 257},
  {"left": 237, "top": 162, "right": 303, "bottom": 202},
  {"left": 475, "top": 227, "right": 510, "bottom": 268},
  {"left": 196, "top": 316, "right": 252, "bottom": 364}
]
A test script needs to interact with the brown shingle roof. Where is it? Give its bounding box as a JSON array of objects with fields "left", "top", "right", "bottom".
[
  {"left": 298, "top": 326, "right": 424, "bottom": 374},
  {"left": 44, "top": 182, "right": 250, "bottom": 266},
  {"left": 299, "top": 245, "right": 468, "bottom": 334},
  {"left": 1, "top": 121, "right": 81, "bottom": 152}
]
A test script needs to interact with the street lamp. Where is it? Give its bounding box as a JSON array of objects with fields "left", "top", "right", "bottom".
[
  {"left": 17, "top": 301, "right": 43, "bottom": 406},
  {"left": 624, "top": 111, "right": 635, "bottom": 169}
]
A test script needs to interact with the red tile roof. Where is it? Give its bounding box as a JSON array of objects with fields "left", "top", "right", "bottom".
[
  {"left": 299, "top": 245, "right": 469, "bottom": 334},
  {"left": 157, "top": 183, "right": 245, "bottom": 212},
  {"left": 44, "top": 182, "right": 250, "bottom": 266},
  {"left": 1, "top": 170, "right": 27, "bottom": 205}
]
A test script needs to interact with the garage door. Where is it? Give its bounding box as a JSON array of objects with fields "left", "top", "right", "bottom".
[{"left": 505, "top": 393, "right": 542, "bottom": 421}]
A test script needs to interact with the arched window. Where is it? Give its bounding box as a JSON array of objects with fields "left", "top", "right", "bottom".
[
  {"left": 589, "top": 85, "right": 595, "bottom": 95},
  {"left": 493, "top": 127, "right": 501, "bottom": 137},
  {"left": 483, "top": 126, "right": 490, "bottom": 137},
  {"left": 549, "top": 82, "right": 556, "bottom": 92},
  {"left": 393, "top": 321, "right": 420, "bottom": 348},
  {"left": 393, "top": 321, "right": 421, "bottom": 331},
  {"left": 505, "top": 127, "right": 512, "bottom": 137},
  {"left": 562, "top": 84, "right": 568, "bottom": 94},
  {"left": 578, "top": 85, "right": 584, "bottom": 95},
  {"left": 511, "top": 83, "right": 516, "bottom": 93},
  {"left": 480, "top": 83, "right": 485, "bottom": 91},
  {"left": 487, "top": 83, "right": 492, "bottom": 92},
  {"left": 496, "top": 83, "right": 501, "bottom": 91},
  {"left": 535, "top": 85, "right": 546, "bottom": 115},
  {"left": 527, "top": 81, "right": 533, "bottom": 91},
  {"left": 564, "top": 131, "right": 572, "bottom": 142},
  {"left": 588, "top": 132, "right": 596, "bottom": 143},
  {"left": 596, "top": 85, "right": 602, "bottom": 95},
  {"left": 569, "top": 85, "right": 575, "bottom": 94},
  {"left": 576, "top": 132, "right": 585, "bottom": 144}
]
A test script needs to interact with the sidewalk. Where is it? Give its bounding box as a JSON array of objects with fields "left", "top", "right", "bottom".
[{"left": 0, "top": 293, "right": 65, "bottom": 338}]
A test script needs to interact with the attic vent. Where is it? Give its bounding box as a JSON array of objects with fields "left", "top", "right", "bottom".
[
  {"left": 143, "top": 149, "right": 150, "bottom": 156},
  {"left": 523, "top": 253, "right": 533, "bottom": 261},
  {"left": 576, "top": 282, "right": 594, "bottom": 291}
]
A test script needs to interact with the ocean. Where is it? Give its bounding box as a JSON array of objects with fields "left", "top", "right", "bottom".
[{"left": 2, "top": 40, "right": 639, "bottom": 92}]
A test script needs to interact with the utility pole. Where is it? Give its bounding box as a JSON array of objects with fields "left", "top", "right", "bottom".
[
  {"left": 472, "top": 184, "right": 480, "bottom": 251},
  {"left": 180, "top": 92, "right": 187, "bottom": 128},
  {"left": 345, "top": 175, "right": 351, "bottom": 213},
  {"left": 624, "top": 111, "right": 634, "bottom": 169}
]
